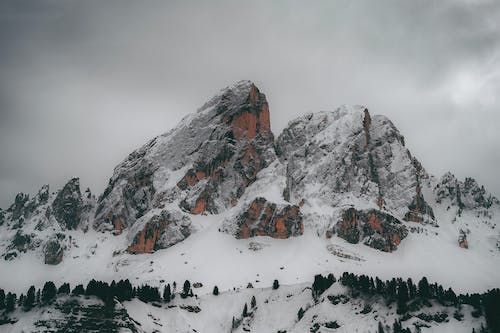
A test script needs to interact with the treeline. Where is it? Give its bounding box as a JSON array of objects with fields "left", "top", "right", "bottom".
[
  {"left": 0, "top": 278, "right": 207, "bottom": 315},
  {"left": 334, "top": 272, "right": 500, "bottom": 333}
]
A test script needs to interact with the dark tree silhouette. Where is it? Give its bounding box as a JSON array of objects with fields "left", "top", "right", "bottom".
[
  {"left": 273, "top": 279, "right": 280, "bottom": 290},
  {"left": 41, "top": 281, "right": 57, "bottom": 303},
  {"left": 24, "top": 286, "right": 36, "bottom": 309}
]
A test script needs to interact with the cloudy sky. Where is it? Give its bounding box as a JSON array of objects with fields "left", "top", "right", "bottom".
[{"left": 1, "top": 0, "right": 499, "bottom": 208}]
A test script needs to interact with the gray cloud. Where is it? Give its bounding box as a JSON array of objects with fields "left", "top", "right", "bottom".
[{"left": 1, "top": 0, "right": 500, "bottom": 207}]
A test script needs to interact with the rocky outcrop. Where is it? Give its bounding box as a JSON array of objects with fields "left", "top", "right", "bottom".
[
  {"left": 176, "top": 82, "right": 275, "bottom": 214},
  {"left": 0, "top": 208, "right": 4, "bottom": 226},
  {"left": 276, "top": 106, "right": 423, "bottom": 218},
  {"left": 458, "top": 229, "right": 468, "bottom": 249},
  {"left": 403, "top": 185, "right": 435, "bottom": 223},
  {"left": 435, "top": 172, "right": 499, "bottom": 211},
  {"left": 44, "top": 237, "right": 64, "bottom": 265},
  {"left": 95, "top": 81, "right": 276, "bottom": 237},
  {"left": 127, "top": 210, "right": 191, "bottom": 254},
  {"left": 8, "top": 231, "right": 33, "bottom": 253},
  {"left": 52, "top": 178, "right": 83, "bottom": 230},
  {"left": 331, "top": 208, "right": 408, "bottom": 252},
  {"left": 231, "top": 197, "right": 303, "bottom": 239},
  {"left": 8, "top": 193, "right": 29, "bottom": 221}
]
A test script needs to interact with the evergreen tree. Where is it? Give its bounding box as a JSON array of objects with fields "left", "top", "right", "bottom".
[
  {"left": 114, "top": 279, "right": 133, "bottom": 301},
  {"left": 251, "top": 295, "right": 257, "bottom": 309},
  {"left": 72, "top": 284, "right": 85, "bottom": 296},
  {"left": 182, "top": 280, "right": 191, "bottom": 298},
  {"left": 58, "top": 283, "right": 70, "bottom": 295},
  {"left": 35, "top": 289, "right": 41, "bottom": 304},
  {"left": 297, "top": 307, "right": 305, "bottom": 321},
  {"left": 273, "top": 279, "right": 280, "bottom": 290},
  {"left": 378, "top": 321, "right": 385, "bottom": 333},
  {"left": 5, "top": 292, "right": 16, "bottom": 312},
  {"left": 17, "top": 294, "right": 25, "bottom": 307},
  {"left": 0, "top": 288, "right": 5, "bottom": 310},
  {"left": 417, "top": 277, "right": 430, "bottom": 299},
  {"left": 396, "top": 281, "right": 409, "bottom": 314},
  {"left": 42, "top": 281, "right": 57, "bottom": 303},
  {"left": 242, "top": 303, "right": 249, "bottom": 317},
  {"left": 24, "top": 286, "right": 36, "bottom": 309},
  {"left": 163, "top": 284, "right": 172, "bottom": 302},
  {"left": 212, "top": 286, "right": 219, "bottom": 296}
]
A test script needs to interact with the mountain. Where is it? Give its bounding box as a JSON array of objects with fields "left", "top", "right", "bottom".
[{"left": 0, "top": 81, "right": 499, "bottom": 332}]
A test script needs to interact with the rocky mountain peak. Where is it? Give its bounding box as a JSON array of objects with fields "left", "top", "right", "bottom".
[{"left": 52, "top": 177, "right": 83, "bottom": 230}]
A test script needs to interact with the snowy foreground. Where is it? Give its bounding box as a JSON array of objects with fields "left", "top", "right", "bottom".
[{"left": 0, "top": 211, "right": 499, "bottom": 296}]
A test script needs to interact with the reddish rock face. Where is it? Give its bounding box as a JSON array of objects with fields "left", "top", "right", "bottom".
[
  {"left": 178, "top": 83, "right": 275, "bottom": 215},
  {"left": 127, "top": 219, "right": 167, "bottom": 254},
  {"left": 127, "top": 211, "right": 191, "bottom": 254},
  {"left": 332, "top": 208, "right": 408, "bottom": 252},
  {"left": 234, "top": 197, "right": 303, "bottom": 239}
]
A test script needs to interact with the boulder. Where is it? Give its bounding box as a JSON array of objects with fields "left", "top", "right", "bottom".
[
  {"left": 232, "top": 197, "right": 303, "bottom": 239},
  {"left": 44, "top": 238, "right": 64, "bottom": 265},
  {"left": 332, "top": 208, "right": 408, "bottom": 252}
]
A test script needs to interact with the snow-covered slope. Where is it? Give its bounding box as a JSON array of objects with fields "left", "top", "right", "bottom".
[{"left": 0, "top": 80, "right": 499, "bottom": 300}]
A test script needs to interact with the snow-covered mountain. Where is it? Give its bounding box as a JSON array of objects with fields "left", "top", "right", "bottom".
[{"left": 0, "top": 81, "right": 499, "bottom": 332}]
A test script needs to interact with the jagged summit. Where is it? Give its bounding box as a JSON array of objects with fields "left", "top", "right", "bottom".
[{"left": 0, "top": 81, "right": 499, "bottom": 284}]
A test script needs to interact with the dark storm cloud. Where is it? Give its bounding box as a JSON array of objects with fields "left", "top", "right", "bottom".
[{"left": 1, "top": 0, "right": 500, "bottom": 207}]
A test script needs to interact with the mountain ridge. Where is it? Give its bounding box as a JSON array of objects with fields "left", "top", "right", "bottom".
[{"left": 0, "top": 80, "right": 499, "bottom": 297}]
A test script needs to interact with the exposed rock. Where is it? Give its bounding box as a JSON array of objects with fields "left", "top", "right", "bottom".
[
  {"left": 52, "top": 178, "right": 83, "bottom": 230},
  {"left": 44, "top": 237, "right": 64, "bottom": 265},
  {"left": 276, "top": 106, "right": 426, "bottom": 220},
  {"left": 403, "top": 185, "right": 435, "bottom": 223},
  {"left": 176, "top": 82, "right": 275, "bottom": 214},
  {"left": 8, "top": 192, "right": 29, "bottom": 221},
  {"left": 435, "top": 172, "right": 499, "bottom": 211},
  {"left": 95, "top": 81, "right": 276, "bottom": 236},
  {"left": 0, "top": 208, "right": 4, "bottom": 226},
  {"left": 9, "top": 230, "right": 33, "bottom": 253},
  {"left": 127, "top": 210, "right": 191, "bottom": 254},
  {"left": 230, "top": 197, "right": 303, "bottom": 239},
  {"left": 458, "top": 229, "right": 468, "bottom": 249},
  {"left": 332, "top": 208, "right": 408, "bottom": 252}
]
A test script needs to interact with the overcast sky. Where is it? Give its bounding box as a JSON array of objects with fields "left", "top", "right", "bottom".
[{"left": 1, "top": 0, "right": 499, "bottom": 208}]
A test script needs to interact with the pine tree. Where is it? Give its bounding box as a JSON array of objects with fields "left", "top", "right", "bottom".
[
  {"left": 5, "top": 292, "right": 16, "bottom": 312},
  {"left": 213, "top": 286, "right": 219, "bottom": 296},
  {"left": 297, "top": 307, "right": 305, "bottom": 321},
  {"left": 251, "top": 295, "right": 257, "bottom": 309},
  {"left": 42, "top": 281, "right": 57, "bottom": 303},
  {"left": 396, "top": 281, "right": 409, "bottom": 314},
  {"left": 58, "top": 283, "right": 70, "bottom": 295},
  {"left": 242, "top": 303, "right": 249, "bottom": 317},
  {"left": 418, "top": 277, "right": 430, "bottom": 299},
  {"left": 18, "top": 294, "right": 25, "bottom": 306},
  {"left": 24, "top": 286, "right": 36, "bottom": 309},
  {"left": 182, "top": 280, "right": 191, "bottom": 298},
  {"left": 163, "top": 284, "right": 171, "bottom": 302},
  {"left": 35, "top": 289, "right": 41, "bottom": 304},
  {"left": 378, "top": 321, "right": 385, "bottom": 333},
  {"left": 72, "top": 284, "right": 85, "bottom": 296},
  {"left": 273, "top": 279, "right": 279, "bottom": 290},
  {"left": 0, "top": 288, "right": 5, "bottom": 310}
]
